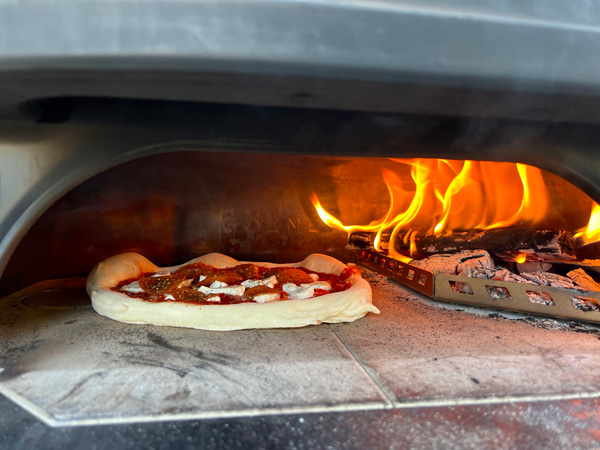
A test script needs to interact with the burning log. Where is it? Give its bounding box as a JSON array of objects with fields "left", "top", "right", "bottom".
[
  {"left": 348, "top": 228, "right": 576, "bottom": 258},
  {"left": 398, "top": 229, "right": 576, "bottom": 258},
  {"left": 347, "top": 231, "right": 390, "bottom": 250}
]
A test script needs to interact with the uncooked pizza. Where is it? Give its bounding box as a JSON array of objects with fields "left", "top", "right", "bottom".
[{"left": 86, "top": 252, "right": 378, "bottom": 330}]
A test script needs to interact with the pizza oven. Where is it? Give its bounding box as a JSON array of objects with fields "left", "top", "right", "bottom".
[{"left": 3, "top": 1, "right": 600, "bottom": 448}]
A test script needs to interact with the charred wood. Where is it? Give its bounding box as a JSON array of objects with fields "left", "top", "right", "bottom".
[
  {"left": 409, "top": 250, "right": 494, "bottom": 276},
  {"left": 457, "top": 253, "right": 497, "bottom": 278},
  {"left": 490, "top": 269, "right": 533, "bottom": 284},
  {"left": 409, "top": 250, "right": 581, "bottom": 291},
  {"left": 347, "top": 231, "right": 390, "bottom": 250},
  {"left": 567, "top": 268, "right": 600, "bottom": 293},
  {"left": 576, "top": 242, "right": 600, "bottom": 260},
  {"left": 518, "top": 272, "right": 577, "bottom": 290},
  {"left": 349, "top": 228, "right": 576, "bottom": 258},
  {"left": 526, "top": 291, "right": 555, "bottom": 305},
  {"left": 486, "top": 285, "right": 512, "bottom": 300},
  {"left": 571, "top": 296, "right": 600, "bottom": 312},
  {"left": 516, "top": 261, "right": 553, "bottom": 273},
  {"left": 398, "top": 229, "right": 575, "bottom": 257}
]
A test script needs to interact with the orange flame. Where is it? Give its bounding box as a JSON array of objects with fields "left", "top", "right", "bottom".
[
  {"left": 515, "top": 253, "right": 527, "bottom": 264},
  {"left": 576, "top": 203, "right": 600, "bottom": 245},
  {"left": 312, "top": 158, "right": 571, "bottom": 260}
]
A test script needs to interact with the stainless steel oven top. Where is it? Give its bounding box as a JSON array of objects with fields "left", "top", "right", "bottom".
[{"left": 1, "top": 0, "right": 600, "bottom": 123}]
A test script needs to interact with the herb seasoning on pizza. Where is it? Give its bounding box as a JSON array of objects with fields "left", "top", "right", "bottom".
[{"left": 86, "top": 253, "right": 379, "bottom": 330}]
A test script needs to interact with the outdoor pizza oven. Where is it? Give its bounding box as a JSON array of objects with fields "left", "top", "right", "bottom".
[{"left": 3, "top": 1, "right": 600, "bottom": 447}]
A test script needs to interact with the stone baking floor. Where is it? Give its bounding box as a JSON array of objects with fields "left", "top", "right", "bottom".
[{"left": 2, "top": 269, "right": 600, "bottom": 426}]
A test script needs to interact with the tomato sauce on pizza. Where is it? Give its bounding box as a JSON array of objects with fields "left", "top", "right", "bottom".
[{"left": 113, "top": 262, "right": 357, "bottom": 305}]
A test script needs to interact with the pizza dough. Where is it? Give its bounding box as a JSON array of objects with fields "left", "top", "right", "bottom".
[{"left": 86, "top": 253, "right": 379, "bottom": 331}]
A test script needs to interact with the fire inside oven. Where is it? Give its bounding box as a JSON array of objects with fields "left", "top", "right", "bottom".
[
  {"left": 3, "top": 151, "right": 600, "bottom": 321},
  {"left": 4, "top": 103, "right": 600, "bottom": 429}
]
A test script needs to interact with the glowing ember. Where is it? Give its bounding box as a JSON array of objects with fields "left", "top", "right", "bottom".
[
  {"left": 312, "top": 158, "right": 600, "bottom": 259},
  {"left": 515, "top": 253, "right": 527, "bottom": 264}
]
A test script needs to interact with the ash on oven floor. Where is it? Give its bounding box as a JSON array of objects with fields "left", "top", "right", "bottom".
[{"left": 2, "top": 270, "right": 600, "bottom": 427}]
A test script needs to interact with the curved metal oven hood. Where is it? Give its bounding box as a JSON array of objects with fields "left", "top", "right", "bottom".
[{"left": 1, "top": 1, "right": 600, "bottom": 122}]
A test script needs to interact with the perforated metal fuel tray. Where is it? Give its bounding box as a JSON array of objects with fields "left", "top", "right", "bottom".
[{"left": 358, "top": 250, "right": 600, "bottom": 324}]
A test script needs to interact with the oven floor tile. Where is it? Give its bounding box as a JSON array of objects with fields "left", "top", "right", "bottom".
[
  {"left": 330, "top": 270, "right": 600, "bottom": 406},
  {"left": 0, "top": 284, "right": 389, "bottom": 426}
]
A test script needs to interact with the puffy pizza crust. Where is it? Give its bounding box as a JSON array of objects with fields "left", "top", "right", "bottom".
[{"left": 87, "top": 253, "right": 379, "bottom": 331}]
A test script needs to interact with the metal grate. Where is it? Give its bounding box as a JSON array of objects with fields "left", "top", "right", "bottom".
[
  {"left": 358, "top": 250, "right": 434, "bottom": 297},
  {"left": 358, "top": 250, "right": 600, "bottom": 324}
]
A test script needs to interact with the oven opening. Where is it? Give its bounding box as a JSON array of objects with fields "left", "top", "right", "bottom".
[
  {"left": 4, "top": 101, "right": 600, "bottom": 428},
  {"left": 4, "top": 149, "right": 600, "bottom": 321}
]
